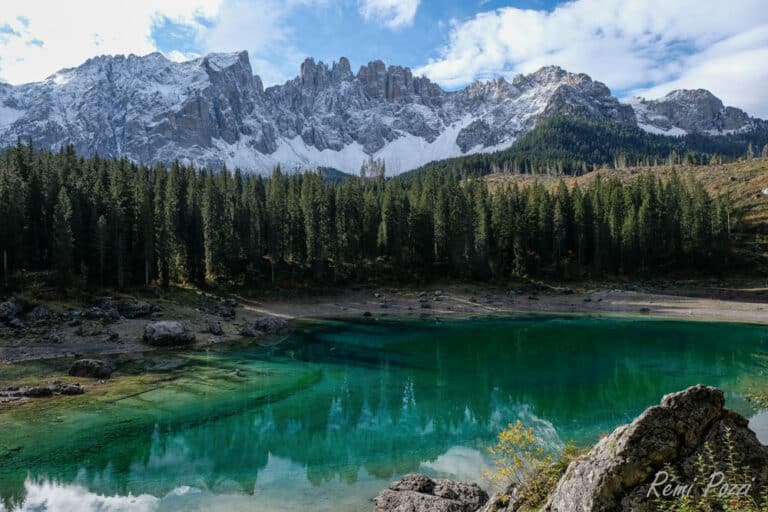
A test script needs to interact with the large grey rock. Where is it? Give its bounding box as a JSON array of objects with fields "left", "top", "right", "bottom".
[
  {"left": 143, "top": 321, "right": 195, "bottom": 346},
  {"left": 239, "top": 316, "right": 289, "bottom": 337},
  {"left": 374, "top": 474, "right": 488, "bottom": 512},
  {"left": 542, "top": 385, "right": 768, "bottom": 512},
  {"left": 69, "top": 359, "right": 114, "bottom": 379}
]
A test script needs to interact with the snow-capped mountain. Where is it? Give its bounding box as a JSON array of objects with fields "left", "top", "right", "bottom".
[
  {"left": 627, "top": 89, "right": 757, "bottom": 137},
  {"left": 0, "top": 50, "right": 759, "bottom": 175}
]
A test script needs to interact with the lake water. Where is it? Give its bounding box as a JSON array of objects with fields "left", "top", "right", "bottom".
[{"left": 1, "top": 315, "right": 767, "bottom": 511}]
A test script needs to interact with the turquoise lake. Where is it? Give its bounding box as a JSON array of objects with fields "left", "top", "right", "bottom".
[{"left": 1, "top": 315, "right": 767, "bottom": 511}]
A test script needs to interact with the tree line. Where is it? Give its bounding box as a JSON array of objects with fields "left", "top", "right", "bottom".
[
  {"left": 0, "top": 143, "right": 733, "bottom": 290},
  {"left": 404, "top": 116, "right": 768, "bottom": 179}
]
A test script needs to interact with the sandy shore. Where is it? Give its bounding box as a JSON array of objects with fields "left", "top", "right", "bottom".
[
  {"left": 1, "top": 281, "right": 766, "bottom": 365},
  {"left": 233, "top": 284, "right": 768, "bottom": 325}
]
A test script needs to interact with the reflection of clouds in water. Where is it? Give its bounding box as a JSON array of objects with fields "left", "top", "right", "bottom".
[
  {"left": 2, "top": 473, "right": 388, "bottom": 512},
  {"left": 750, "top": 410, "right": 768, "bottom": 444},
  {"left": 420, "top": 446, "right": 491, "bottom": 483},
  {"left": 3, "top": 382, "right": 565, "bottom": 512},
  {"left": 489, "top": 387, "right": 564, "bottom": 453},
  {"left": 0, "top": 480, "right": 158, "bottom": 512}
]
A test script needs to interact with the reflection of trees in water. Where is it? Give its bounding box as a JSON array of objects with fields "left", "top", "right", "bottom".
[{"left": 2, "top": 317, "right": 766, "bottom": 507}]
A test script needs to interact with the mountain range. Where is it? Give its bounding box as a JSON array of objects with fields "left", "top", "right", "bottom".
[{"left": 0, "top": 50, "right": 763, "bottom": 175}]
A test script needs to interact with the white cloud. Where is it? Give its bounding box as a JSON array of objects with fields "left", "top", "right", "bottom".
[
  {"left": 0, "top": 0, "right": 222, "bottom": 84},
  {"left": 0, "top": 0, "right": 329, "bottom": 87},
  {"left": 164, "top": 50, "right": 201, "bottom": 63},
  {"left": 196, "top": 0, "right": 329, "bottom": 85},
  {"left": 630, "top": 26, "right": 768, "bottom": 117},
  {"left": 358, "top": 0, "right": 419, "bottom": 29},
  {"left": 416, "top": 0, "right": 768, "bottom": 116}
]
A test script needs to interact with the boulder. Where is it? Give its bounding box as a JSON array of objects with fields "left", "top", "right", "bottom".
[
  {"left": 0, "top": 299, "right": 23, "bottom": 321},
  {"left": 84, "top": 306, "right": 121, "bottom": 322},
  {"left": 206, "top": 319, "right": 224, "bottom": 336},
  {"left": 26, "top": 305, "right": 53, "bottom": 322},
  {"left": 374, "top": 474, "right": 488, "bottom": 512},
  {"left": 143, "top": 321, "right": 196, "bottom": 346},
  {"left": 116, "top": 300, "right": 154, "bottom": 319},
  {"left": 542, "top": 385, "right": 768, "bottom": 512},
  {"left": 22, "top": 386, "right": 53, "bottom": 398},
  {"left": 239, "top": 316, "right": 289, "bottom": 337},
  {"left": 60, "top": 384, "right": 85, "bottom": 396},
  {"left": 69, "top": 359, "right": 114, "bottom": 379}
]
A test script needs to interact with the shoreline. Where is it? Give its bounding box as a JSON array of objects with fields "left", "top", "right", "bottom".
[{"left": 1, "top": 281, "right": 767, "bottom": 366}]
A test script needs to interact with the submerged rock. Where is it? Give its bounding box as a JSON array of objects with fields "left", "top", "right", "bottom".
[
  {"left": 2, "top": 381, "right": 86, "bottom": 401},
  {"left": 22, "top": 386, "right": 53, "bottom": 398},
  {"left": 143, "top": 321, "right": 196, "bottom": 346},
  {"left": 374, "top": 474, "right": 488, "bottom": 512},
  {"left": 69, "top": 358, "right": 114, "bottom": 379},
  {"left": 60, "top": 384, "right": 85, "bottom": 396},
  {"left": 239, "top": 316, "right": 289, "bottom": 337}
]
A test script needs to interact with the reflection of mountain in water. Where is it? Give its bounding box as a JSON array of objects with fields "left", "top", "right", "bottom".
[{"left": 1, "top": 317, "right": 767, "bottom": 510}]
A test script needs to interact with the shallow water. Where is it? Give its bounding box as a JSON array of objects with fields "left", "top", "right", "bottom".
[{"left": 1, "top": 315, "right": 767, "bottom": 511}]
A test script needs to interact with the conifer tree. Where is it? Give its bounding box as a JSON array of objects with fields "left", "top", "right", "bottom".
[{"left": 52, "top": 187, "right": 74, "bottom": 288}]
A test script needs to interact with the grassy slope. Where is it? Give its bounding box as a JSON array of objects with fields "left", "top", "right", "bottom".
[{"left": 485, "top": 157, "right": 768, "bottom": 271}]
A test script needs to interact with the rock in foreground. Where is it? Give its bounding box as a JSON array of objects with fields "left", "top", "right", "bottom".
[
  {"left": 374, "top": 474, "right": 488, "bottom": 512},
  {"left": 143, "top": 321, "right": 195, "bottom": 346},
  {"left": 378, "top": 386, "right": 768, "bottom": 512},
  {"left": 542, "top": 385, "right": 768, "bottom": 512}
]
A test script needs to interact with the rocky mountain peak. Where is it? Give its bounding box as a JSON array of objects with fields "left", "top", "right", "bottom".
[
  {"left": 332, "top": 56, "right": 353, "bottom": 81},
  {"left": 665, "top": 88, "right": 723, "bottom": 107},
  {"left": 0, "top": 52, "right": 761, "bottom": 174},
  {"left": 630, "top": 88, "right": 753, "bottom": 135}
]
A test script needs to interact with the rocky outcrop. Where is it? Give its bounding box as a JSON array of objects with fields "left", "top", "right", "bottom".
[
  {"left": 374, "top": 474, "right": 489, "bottom": 512},
  {"left": 542, "top": 385, "right": 768, "bottom": 512},
  {"left": 1, "top": 381, "right": 84, "bottom": 403},
  {"left": 69, "top": 359, "right": 114, "bottom": 379},
  {"left": 143, "top": 321, "right": 195, "bottom": 346},
  {"left": 630, "top": 89, "right": 754, "bottom": 135},
  {"left": 5, "top": 51, "right": 752, "bottom": 175},
  {"left": 239, "top": 316, "right": 290, "bottom": 337}
]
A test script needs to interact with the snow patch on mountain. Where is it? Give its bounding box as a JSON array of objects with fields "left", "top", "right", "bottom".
[
  {"left": 0, "top": 51, "right": 762, "bottom": 175},
  {"left": 626, "top": 91, "right": 755, "bottom": 136},
  {"left": 0, "top": 104, "right": 25, "bottom": 130}
]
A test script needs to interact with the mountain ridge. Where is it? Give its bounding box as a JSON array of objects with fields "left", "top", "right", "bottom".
[{"left": 0, "top": 50, "right": 762, "bottom": 174}]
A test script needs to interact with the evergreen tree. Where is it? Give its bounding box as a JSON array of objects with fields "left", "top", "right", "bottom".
[
  {"left": 52, "top": 187, "right": 74, "bottom": 287},
  {"left": 96, "top": 215, "right": 108, "bottom": 287},
  {"left": 0, "top": 164, "right": 26, "bottom": 285}
]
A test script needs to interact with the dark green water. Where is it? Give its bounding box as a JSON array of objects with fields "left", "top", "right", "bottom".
[{"left": 1, "top": 316, "right": 767, "bottom": 511}]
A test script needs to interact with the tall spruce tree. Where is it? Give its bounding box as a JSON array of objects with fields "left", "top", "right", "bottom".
[{"left": 52, "top": 187, "right": 74, "bottom": 287}]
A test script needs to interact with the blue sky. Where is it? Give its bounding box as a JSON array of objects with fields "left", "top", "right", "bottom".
[{"left": 1, "top": 0, "right": 767, "bottom": 116}]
